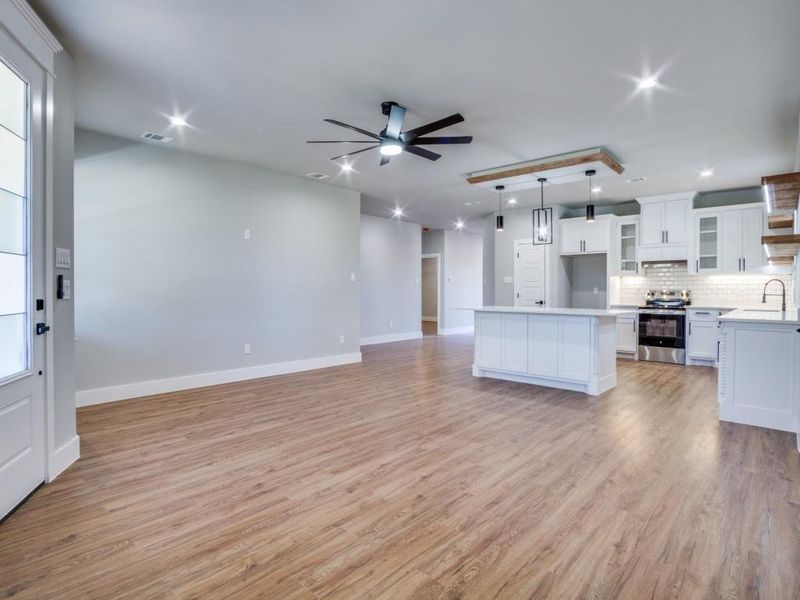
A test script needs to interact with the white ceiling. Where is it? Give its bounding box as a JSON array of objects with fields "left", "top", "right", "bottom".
[{"left": 33, "top": 0, "right": 800, "bottom": 229}]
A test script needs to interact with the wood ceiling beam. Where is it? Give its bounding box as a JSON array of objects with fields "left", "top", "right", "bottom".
[{"left": 466, "top": 150, "right": 624, "bottom": 186}]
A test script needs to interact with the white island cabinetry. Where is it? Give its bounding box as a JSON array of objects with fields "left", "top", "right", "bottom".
[{"left": 473, "top": 307, "right": 634, "bottom": 396}]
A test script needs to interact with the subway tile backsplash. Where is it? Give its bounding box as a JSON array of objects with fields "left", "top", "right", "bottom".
[{"left": 617, "top": 264, "right": 794, "bottom": 308}]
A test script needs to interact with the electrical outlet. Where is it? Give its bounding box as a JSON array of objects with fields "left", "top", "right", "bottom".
[
  {"left": 244, "top": 343, "right": 251, "bottom": 354},
  {"left": 339, "top": 334, "right": 345, "bottom": 344},
  {"left": 62, "top": 279, "right": 71, "bottom": 300},
  {"left": 593, "top": 287, "right": 599, "bottom": 295},
  {"left": 389, "top": 320, "right": 393, "bottom": 329},
  {"left": 350, "top": 272, "right": 356, "bottom": 283}
]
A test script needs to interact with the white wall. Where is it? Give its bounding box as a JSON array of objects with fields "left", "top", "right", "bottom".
[
  {"left": 74, "top": 130, "right": 361, "bottom": 404},
  {"left": 441, "top": 230, "right": 482, "bottom": 332},
  {"left": 360, "top": 215, "right": 422, "bottom": 343},
  {"left": 52, "top": 50, "right": 77, "bottom": 450},
  {"left": 421, "top": 257, "right": 438, "bottom": 320}
]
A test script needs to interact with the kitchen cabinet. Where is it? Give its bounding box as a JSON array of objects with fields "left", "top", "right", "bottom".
[
  {"left": 557, "top": 316, "right": 592, "bottom": 382},
  {"left": 694, "top": 213, "right": 721, "bottom": 273},
  {"left": 718, "top": 315, "right": 800, "bottom": 432},
  {"left": 616, "top": 314, "right": 637, "bottom": 354},
  {"left": 559, "top": 216, "right": 612, "bottom": 256},
  {"left": 687, "top": 309, "right": 722, "bottom": 365},
  {"left": 697, "top": 203, "right": 765, "bottom": 274},
  {"left": 617, "top": 217, "right": 639, "bottom": 275},
  {"left": 637, "top": 192, "right": 696, "bottom": 261}
]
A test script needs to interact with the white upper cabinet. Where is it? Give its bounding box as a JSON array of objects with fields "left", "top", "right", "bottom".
[
  {"left": 559, "top": 216, "right": 613, "bottom": 256},
  {"left": 637, "top": 192, "right": 696, "bottom": 261},
  {"left": 617, "top": 217, "right": 639, "bottom": 276},
  {"left": 694, "top": 203, "right": 765, "bottom": 274}
]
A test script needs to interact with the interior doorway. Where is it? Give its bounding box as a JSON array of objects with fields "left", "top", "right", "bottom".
[
  {"left": 513, "top": 240, "right": 547, "bottom": 306},
  {"left": 421, "top": 253, "right": 440, "bottom": 335}
]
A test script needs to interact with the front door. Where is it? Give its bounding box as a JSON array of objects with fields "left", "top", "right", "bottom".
[
  {"left": 514, "top": 242, "right": 545, "bottom": 306},
  {"left": 0, "top": 29, "right": 47, "bottom": 519}
]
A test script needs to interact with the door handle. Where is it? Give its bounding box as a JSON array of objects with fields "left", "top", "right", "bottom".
[
  {"left": 36, "top": 322, "right": 50, "bottom": 335},
  {"left": 535, "top": 300, "right": 544, "bottom": 306}
]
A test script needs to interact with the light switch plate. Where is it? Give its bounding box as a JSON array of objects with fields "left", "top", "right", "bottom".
[
  {"left": 244, "top": 229, "right": 251, "bottom": 240},
  {"left": 503, "top": 276, "right": 513, "bottom": 284},
  {"left": 55, "top": 247, "right": 71, "bottom": 269}
]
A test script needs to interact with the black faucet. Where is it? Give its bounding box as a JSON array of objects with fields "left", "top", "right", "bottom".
[{"left": 762, "top": 278, "right": 786, "bottom": 312}]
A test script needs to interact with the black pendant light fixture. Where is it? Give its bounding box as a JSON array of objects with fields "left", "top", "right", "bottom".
[
  {"left": 495, "top": 185, "right": 505, "bottom": 232},
  {"left": 585, "top": 169, "right": 596, "bottom": 222},
  {"left": 532, "top": 178, "right": 553, "bottom": 245}
]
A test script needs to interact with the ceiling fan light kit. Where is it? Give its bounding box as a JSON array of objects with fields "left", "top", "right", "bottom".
[{"left": 307, "top": 100, "right": 472, "bottom": 166}]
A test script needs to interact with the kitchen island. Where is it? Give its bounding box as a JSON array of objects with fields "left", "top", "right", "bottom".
[{"left": 471, "top": 306, "right": 635, "bottom": 396}]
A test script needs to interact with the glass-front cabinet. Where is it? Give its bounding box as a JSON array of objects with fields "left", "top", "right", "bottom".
[
  {"left": 618, "top": 217, "right": 639, "bottom": 276},
  {"left": 695, "top": 213, "right": 720, "bottom": 273}
]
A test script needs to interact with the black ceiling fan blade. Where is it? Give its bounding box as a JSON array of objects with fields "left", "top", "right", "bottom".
[
  {"left": 400, "top": 113, "right": 464, "bottom": 142},
  {"left": 307, "top": 140, "right": 379, "bottom": 143},
  {"left": 385, "top": 104, "right": 406, "bottom": 139},
  {"left": 330, "top": 145, "right": 379, "bottom": 160},
  {"left": 379, "top": 155, "right": 391, "bottom": 166},
  {"left": 323, "top": 119, "right": 381, "bottom": 140},
  {"left": 408, "top": 136, "right": 473, "bottom": 145},
  {"left": 404, "top": 145, "right": 441, "bottom": 161}
]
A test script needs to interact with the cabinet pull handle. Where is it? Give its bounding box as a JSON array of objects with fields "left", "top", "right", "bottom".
[
  {"left": 689, "top": 322, "right": 692, "bottom": 335},
  {"left": 742, "top": 257, "right": 745, "bottom": 271},
  {"left": 696, "top": 259, "right": 699, "bottom": 272}
]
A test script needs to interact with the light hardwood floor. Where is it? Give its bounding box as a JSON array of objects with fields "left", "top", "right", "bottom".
[{"left": 1, "top": 333, "right": 799, "bottom": 599}]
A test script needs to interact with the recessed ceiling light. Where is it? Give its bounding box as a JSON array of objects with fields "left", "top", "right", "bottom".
[
  {"left": 591, "top": 186, "right": 602, "bottom": 193},
  {"left": 455, "top": 220, "right": 465, "bottom": 230},
  {"left": 305, "top": 172, "right": 329, "bottom": 180},
  {"left": 507, "top": 198, "right": 518, "bottom": 205},
  {"left": 464, "top": 200, "right": 482, "bottom": 206},
  {"left": 625, "top": 176, "right": 646, "bottom": 183},
  {"left": 637, "top": 76, "right": 659, "bottom": 90},
  {"left": 340, "top": 163, "right": 353, "bottom": 172},
  {"left": 700, "top": 169, "right": 714, "bottom": 177},
  {"left": 392, "top": 207, "right": 404, "bottom": 218},
  {"left": 168, "top": 115, "right": 188, "bottom": 127}
]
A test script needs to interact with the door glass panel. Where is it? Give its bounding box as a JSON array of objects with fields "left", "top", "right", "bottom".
[
  {"left": 620, "top": 223, "right": 636, "bottom": 270},
  {"left": 0, "top": 314, "right": 26, "bottom": 380},
  {"left": 0, "top": 188, "right": 24, "bottom": 254},
  {"left": 0, "top": 59, "right": 25, "bottom": 138},
  {"left": 698, "top": 216, "right": 718, "bottom": 270},
  {"left": 0, "top": 126, "right": 24, "bottom": 197},
  {"left": 0, "top": 57, "right": 28, "bottom": 381}
]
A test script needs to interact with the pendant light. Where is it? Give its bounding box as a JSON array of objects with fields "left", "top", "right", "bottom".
[
  {"left": 532, "top": 177, "right": 553, "bottom": 245},
  {"left": 585, "top": 169, "right": 596, "bottom": 222},
  {"left": 495, "top": 185, "right": 505, "bottom": 232}
]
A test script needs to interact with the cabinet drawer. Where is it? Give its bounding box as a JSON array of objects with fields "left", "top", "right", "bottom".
[{"left": 687, "top": 309, "right": 721, "bottom": 321}]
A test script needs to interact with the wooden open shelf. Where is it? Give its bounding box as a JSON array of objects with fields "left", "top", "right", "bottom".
[
  {"left": 768, "top": 214, "right": 794, "bottom": 229},
  {"left": 761, "top": 233, "right": 800, "bottom": 262},
  {"left": 762, "top": 172, "right": 800, "bottom": 211}
]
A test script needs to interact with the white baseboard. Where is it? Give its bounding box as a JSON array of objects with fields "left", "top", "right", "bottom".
[
  {"left": 360, "top": 331, "right": 422, "bottom": 346},
  {"left": 48, "top": 434, "right": 79, "bottom": 481},
  {"left": 421, "top": 316, "right": 438, "bottom": 322},
  {"left": 75, "top": 352, "right": 363, "bottom": 407},
  {"left": 439, "top": 325, "right": 474, "bottom": 336}
]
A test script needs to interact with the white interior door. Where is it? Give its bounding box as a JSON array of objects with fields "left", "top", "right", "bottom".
[
  {"left": 0, "top": 31, "right": 47, "bottom": 519},
  {"left": 514, "top": 242, "right": 545, "bottom": 306}
]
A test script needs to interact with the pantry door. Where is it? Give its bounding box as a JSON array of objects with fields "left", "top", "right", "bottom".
[{"left": 0, "top": 26, "right": 47, "bottom": 519}]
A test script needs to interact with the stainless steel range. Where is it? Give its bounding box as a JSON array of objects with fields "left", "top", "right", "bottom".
[{"left": 638, "top": 289, "right": 691, "bottom": 364}]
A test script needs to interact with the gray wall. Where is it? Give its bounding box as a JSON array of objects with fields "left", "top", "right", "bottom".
[
  {"left": 74, "top": 129, "right": 360, "bottom": 392},
  {"left": 569, "top": 254, "right": 608, "bottom": 309},
  {"left": 489, "top": 205, "right": 570, "bottom": 307},
  {"left": 421, "top": 257, "right": 438, "bottom": 319},
  {"left": 360, "top": 215, "right": 421, "bottom": 339},
  {"left": 52, "top": 51, "right": 76, "bottom": 449}
]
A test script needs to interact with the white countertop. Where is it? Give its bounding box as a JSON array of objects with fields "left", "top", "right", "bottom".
[
  {"left": 718, "top": 308, "right": 800, "bottom": 325},
  {"left": 471, "top": 306, "right": 636, "bottom": 317}
]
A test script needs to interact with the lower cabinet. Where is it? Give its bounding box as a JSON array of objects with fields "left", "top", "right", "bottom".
[
  {"left": 476, "top": 313, "right": 592, "bottom": 382},
  {"left": 616, "top": 315, "right": 637, "bottom": 354},
  {"left": 718, "top": 321, "right": 799, "bottom": 432},
  {"left": 686, "top": 309, "right": 722, "bottom": 365}
]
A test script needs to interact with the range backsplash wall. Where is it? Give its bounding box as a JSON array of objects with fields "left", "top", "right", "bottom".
[{"left": 617, "top": 264, "right": 794, "bottom": 308}]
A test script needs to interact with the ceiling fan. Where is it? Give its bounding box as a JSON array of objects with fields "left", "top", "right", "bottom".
[{"left": 307, "top": 101, "right": 472, "bottom": 166}]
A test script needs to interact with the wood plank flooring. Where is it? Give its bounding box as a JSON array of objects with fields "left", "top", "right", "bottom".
[{"left": 1, "top": 333, "right": 799, "bottom": 599}]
